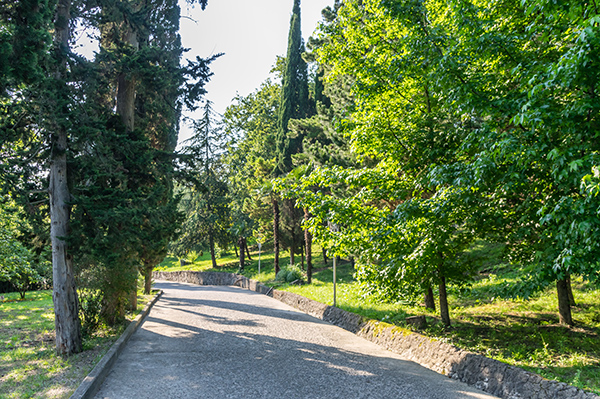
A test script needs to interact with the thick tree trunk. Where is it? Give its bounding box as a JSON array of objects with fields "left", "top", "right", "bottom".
[
  {"left": 143, "top": 265, "right": 153, "bottom": 295},
  {"left": 116, "top": 24, "right": 138, "bottom": 132},
  {"left": 209, "top": 233, "right": 217, "bottom": 269},
  {"left": 304, "top": 209, "right": 313, "bottom": 284},
  {"left": 557, "top": 278, "right": 574, "bottom": 326},
  {"left": 273, "top": 198, "right": 280, "bottom": 275},
  {"left": 50, "top": 0, "right": 82, "bottom": 357},
  {"left": 424, "top": 286, "right": 436, "bottom": 311},
  {"left": 115, "top": 19, "right": 139, "bottom": 310},
  {"left": 438, "top": 274, "right": 451, "bottom": 327}
]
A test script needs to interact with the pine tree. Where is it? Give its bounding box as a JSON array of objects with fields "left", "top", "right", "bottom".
[{"left": 174, "top": 101, "right": 230, "bottom": 269}]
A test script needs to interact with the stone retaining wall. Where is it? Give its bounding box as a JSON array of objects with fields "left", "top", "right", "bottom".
[{"left": 153, "top": 270, "right": 598, "bottom": 399}]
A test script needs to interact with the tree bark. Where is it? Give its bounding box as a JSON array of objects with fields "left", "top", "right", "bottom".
[
  {"left": 290, "top": 245, "right": 295, "bottom": 266},
  {"left": 557, "top": 278, "right": 574, "bottom": 326},
  {"left": 116, "top": 19, "right": 138, "bottom": 132},
  {"left": 238, "top": 236, "right": 246, "bottom": 271},
  {"left": 438, "top": 274, "right": 451, "bottom": 327},
  {"left": 115, "top": 14, "right": 139, "bottom": 311},
  {"left": 209, "top": 233, "right": 217, "bottom": 269},
  {"left": 424, "top": 286, "right": 436, "bottom": 311},
  {"left": 143, "top": 265, "right": 153, "bottom": 295},
  {"left": 50, "top": 0, "right": 82, "bottom": 356},
  {"left": 245, "top": 240, "right": 253, "bottom": 261},
  {"left": 273, "top": 198, "right": 280, "bottom": 275},
  {"left": 566, "top": 275, "right": 576, "bottom": 306},
  {"left": 304, "top": 209, "right": 313, "bottom": 284}
]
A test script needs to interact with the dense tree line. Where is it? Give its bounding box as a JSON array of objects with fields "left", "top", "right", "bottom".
[
  {"left": 215, "top": 0, "right": 600, "bottom": 328},
  {"left": 0, "top": 0, "right": 213, "bottom": 354},
  {"left": 277, "top": 0, "right": 600, "bottom": 326}
]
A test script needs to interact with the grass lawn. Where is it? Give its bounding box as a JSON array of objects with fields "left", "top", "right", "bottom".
[
  {"left": 157, "top": 243, "right": 600, "bottom": 395},
  {"left": 0, "top": 290, "right": 155, "bottom": 399}
]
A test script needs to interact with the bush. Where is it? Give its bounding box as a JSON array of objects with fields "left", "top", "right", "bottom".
[
  {"left": 0, "top": 236, "right": 41, "bottom": 299},
  {"left": 78, "top": 288, "right": 103, "bottom": 338},
  {"left": 275, "top": 264, "right": 304, "bottom": 283}
]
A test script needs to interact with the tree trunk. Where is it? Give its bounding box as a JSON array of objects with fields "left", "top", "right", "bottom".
[
  {"left": 557, "top": 278, "right": 574, "bottom": 326},
  {"left": 143, "top": 265, "right": 153, "bottom": 295},
  {"left": 301, "top": 243, "right": 305, "bottom": 270},
  {"left": 566, "top": 275, "right": 576, "bottom": 306},
  {"left": 245, "top": 241, "right": 253, "bottom": 261},
  {"left": 115, "top": 18, "right": 139, "bottom": 310},
  {"left": 209, "top": 233, "right": 217, "bottom": 269},
  {"left": 234, "top": 244, "right": 238, "bottom": 258},
  {"left": 438, "top": 274, "right": 451, "bottom": 327},
  {"left": 238, "top": 236, "right": 246, "bottom": 271},
  {"left": 128, "top": 277, "right": 137, "bottom": 311},
  {"left": 116, "top": 21, "right": 138, "bottom": 132},
  {"left": 273, "top": 198, "right": 280, "bottom": 275},
  {"left": 304, "top": 209, "right": 313, "bottom": 284},
  {"left": 50, "top": 0, "right": 82, "bottom": 357},
  {"left": 322, "top": 247, "right": 329, "bottom": 265},
  {"left": 290, "top": 245, "right": 295, "bottom": 266},
  {"left": 424, "top": 286, "right": 436, "bottom": 311}
]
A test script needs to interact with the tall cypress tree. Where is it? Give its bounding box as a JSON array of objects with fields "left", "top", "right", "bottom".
[
  {"left": 1, "top": 0, "right": 83, "bottom": 355},
  {"left": 273, "top": 0, "right": 311, "bottom": 271},
  {"left": 275, "top": 0, "right": 310, "bottom": 175}
]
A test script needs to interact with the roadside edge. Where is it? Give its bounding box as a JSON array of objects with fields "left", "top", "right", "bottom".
[{"left": 69, "top": 290, "right": 163, "bottom": 399}]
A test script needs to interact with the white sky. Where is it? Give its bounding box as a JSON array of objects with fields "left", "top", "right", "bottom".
[{"left": 178, "top": 0, "right": 333, "bottom": 144}]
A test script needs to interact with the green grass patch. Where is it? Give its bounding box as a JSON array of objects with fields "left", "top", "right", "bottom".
[{"left": 0, "top": 290, "right": 156, "bottom": 399}]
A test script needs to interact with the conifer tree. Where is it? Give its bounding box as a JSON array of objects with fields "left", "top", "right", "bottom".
[
  {"left": 1, "top": 0, "right": 83, "bottom": 355},
  {"left": 273, "top": 0, "right": 313, "bottom": 270},
  {"left": 276, "top": 0, "right": 311, "bottom": 175}
]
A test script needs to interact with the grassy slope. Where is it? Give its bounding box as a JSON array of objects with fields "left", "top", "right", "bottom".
[
  {"left": 0, "top": 290, "right": 154, "bottom": 399},
  {"left": 157, "top": 244, "right": 600, "bottom": 395}
]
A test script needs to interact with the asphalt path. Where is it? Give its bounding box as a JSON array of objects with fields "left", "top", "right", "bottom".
[{"left": 93, "top": 281, "right": 500, "bottom": 399}]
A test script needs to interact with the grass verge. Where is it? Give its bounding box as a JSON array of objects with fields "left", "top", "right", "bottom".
[{"left": 0, "top": 290, "right": 156, "bottom": 399}]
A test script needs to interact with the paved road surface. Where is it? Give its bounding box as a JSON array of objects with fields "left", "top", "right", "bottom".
[{"left": 93, "top": 281, "right": 499, "bottom": 399}]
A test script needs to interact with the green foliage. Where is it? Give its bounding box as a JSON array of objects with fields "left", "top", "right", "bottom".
[
  {"left": 0, "top": 201, "right": 42, "bottom": 299},
  {"left": 276, "top": 0, "right": 312, "bottom": 175},
  {"left": 275, "top": 0, "right": 600, "bottom": 325},
  {"left": 78, "top": 288, "right": 103, "bottom": 338},
  {"left": 275, "top": 264, "right": 304, "bottom": 283}
]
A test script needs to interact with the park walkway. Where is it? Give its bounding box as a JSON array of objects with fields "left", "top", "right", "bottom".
[{"left": 93, "top": 281, "right": 499, "bottom": 399}]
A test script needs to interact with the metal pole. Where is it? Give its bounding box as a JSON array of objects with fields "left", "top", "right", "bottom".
[
  {"left": 333, "top": 255, "right": 337, "bottom": 307},
  {"left": 258, "top": 242, "right": 262, "bottom": 274}
]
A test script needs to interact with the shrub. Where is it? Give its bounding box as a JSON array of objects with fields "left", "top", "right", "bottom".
[
  {"left": 78, "top": 288, "right": 103, "bottom": 338},
  {"left": 275, "top": 264, "right": 304, "bottom": 283}
]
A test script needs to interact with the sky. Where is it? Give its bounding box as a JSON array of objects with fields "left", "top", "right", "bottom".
[{"left": 177, "top": 0, "right": 334, "bottom": 144}]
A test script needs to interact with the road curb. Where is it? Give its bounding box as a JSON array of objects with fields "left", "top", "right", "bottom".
[{"left": 69, "top": 290, "right": 163, "bottom": 399}]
